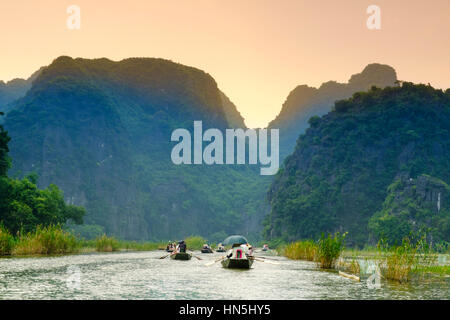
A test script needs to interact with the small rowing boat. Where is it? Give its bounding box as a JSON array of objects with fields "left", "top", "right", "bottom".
[
  {"left": 170, "top": 252, "right": 192, "bottom": 260},
  {"left": 201, "top": 244, "right": 213, "bottom": 253},
  {"left": 216, "top": 244, "right": 226, "bottom": 252},
  {"left": 221, "top": 257, "right": 253, "bottom": 269},
  {"left": 221, "top": 246, "right": 253, "bottom": 269}
]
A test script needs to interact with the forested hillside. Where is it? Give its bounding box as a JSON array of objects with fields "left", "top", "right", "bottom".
[
  {"left": 4, "top": 56, "right": 268, "bottom": 241},
  {"left": 265, "top": 83, "right": 450, "bottom": 247},
  {"left": 0, "top": 68, "right": 43, "bottom": 118},
  {"left": 0, "top": 112, "right": 85, "bottom": 235}
]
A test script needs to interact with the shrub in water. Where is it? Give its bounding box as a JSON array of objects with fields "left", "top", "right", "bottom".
[
  {"left": 377, "top": 235, "right": 436, "bottom": 282},
  {"left": 316, "top": 232, "right": 347, "bottom": 269}
]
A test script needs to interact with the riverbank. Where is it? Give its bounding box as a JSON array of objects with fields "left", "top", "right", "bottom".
[
  {"left": 278, "top": 237, "right": 449, "bottom": 282},
  {"left": 0, "top": 225, "right": 215, "bottom": 257},
  {"left": 0, "top": 225, "right": 168, "bottom": 257}
]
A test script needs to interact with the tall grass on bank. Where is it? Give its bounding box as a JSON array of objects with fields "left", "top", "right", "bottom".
[
  {"left": 118, "top": 240, "right": 165, "bottom": 251},
  {"left": 284, "top": 240, "right": 317, "bottom": 261},
  {"left": 0, "top": 225, "right": 15, "bottom": 255},
  {"left": 185, "top": 236, "right": 207, "bottom": 251},
  {"left": 316, "top": 232, "right": 347, "bottom": 269},
  {"left": 94, "top": 234, "right": 120, "bottom": 252},
  {"left": 282, "top": 232, "right": 347, "bottom": 269},
  {"left": 13, "top": 225, "right": 80, "bottom": 255},
  {"left": 377, "top": 236, "right": 437, "bottom": 283}
]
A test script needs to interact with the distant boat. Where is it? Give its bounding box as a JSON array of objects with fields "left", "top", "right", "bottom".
[
  {"left": 262, "top": 244, "right": 269, "bottom": 251},
  {"left": 170, "top": 252, "right": 192, "bottom": 260},
  {"left": 216, "top": 243, "right": 226, "bottom": 252},
  {"left": 201, "top": 244, "right": 214, "bottom": 253}
]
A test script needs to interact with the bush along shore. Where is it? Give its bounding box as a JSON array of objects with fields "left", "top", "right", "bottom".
[
  {"left": 0, "top": 224, "right": 168, "bottom": 256},
  {"left": 280, "top": 232, "right": 449, "bottom": 282}
]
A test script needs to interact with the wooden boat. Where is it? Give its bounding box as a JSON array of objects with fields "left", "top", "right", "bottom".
[
  {"left": 170, "top": 252, "right": 192, "bottom": 260},
  {"left": 221, "top": 257, "right": 253, "bottom": 269},
  {"left": 221, "top": 247, "right": 253, "bottom": 269}
]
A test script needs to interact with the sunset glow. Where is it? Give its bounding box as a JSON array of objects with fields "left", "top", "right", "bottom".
[{"left": 1, "top": 0, "right": 449, "bottom": 127}]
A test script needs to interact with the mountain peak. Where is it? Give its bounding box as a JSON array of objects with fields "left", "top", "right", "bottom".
[
  {"left": 269, "top": 63, "right": 398, "bottom": 160},
  {"left": 348, "top": 63, "right": 397, "bottom": 88}
]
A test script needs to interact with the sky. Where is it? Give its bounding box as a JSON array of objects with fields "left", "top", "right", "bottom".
[{"left": 0, "top": 0, "right": 449, "bottom": 128}]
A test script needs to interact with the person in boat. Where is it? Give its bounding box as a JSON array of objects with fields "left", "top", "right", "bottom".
[
  {"left": 177, "top": 240, "right": 187, "bottom": 253},
  {"left": 247, "top": 244, "right": 254, "bottom": 257},
  {"left": 226, "top": 243, "right": 243, "bottom": 259}
]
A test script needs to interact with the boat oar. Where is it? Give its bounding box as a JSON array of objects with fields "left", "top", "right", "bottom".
[
  {"left": 186, "top": 250, "right": 202, "bottom": 260},
  {"left": 251, "top": 257, "right": 280, "bottom": 265},
  {"left": 159, "top": 253, "right": 171, "bottom": 259},
  {"left": 255, "top": 256, "right": 278, "bottom": 261},
  {"left": 205, "top": 256, "right": 225, "bottom": 267}
]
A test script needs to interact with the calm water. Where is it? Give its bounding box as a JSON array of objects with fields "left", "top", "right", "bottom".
[{"left": 0, "top": 250, "right": 448, "bottom": 300}]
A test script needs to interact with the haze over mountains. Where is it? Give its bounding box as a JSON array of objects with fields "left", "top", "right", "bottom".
[
  {"left": 269, "top": 63, "right": 398, "bottom": 160},
  {"left": 0, "top": 68, "right": 42, "bottom": 119},
  {"left": 3, "top": 56, "right": 266, "bottom": 241},
  {"left": 2, "top": 56, "right": 437, "bottom": 245}
]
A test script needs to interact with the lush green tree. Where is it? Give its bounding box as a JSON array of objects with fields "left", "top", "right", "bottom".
[{"left": 0, "top": 114, "right": 85, "bottom": 234}]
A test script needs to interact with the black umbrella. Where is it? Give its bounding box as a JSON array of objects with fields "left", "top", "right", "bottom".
[{"left": 222, "top": 235, "right": 248, "bottom": 246}]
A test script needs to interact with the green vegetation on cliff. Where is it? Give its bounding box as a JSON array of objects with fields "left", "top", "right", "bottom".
[
  {"left": 4, "top": 56, "right": 268, "bottom": 241},
  {"left": 265, "top": 83, "right": 450, "bottom": 247}
]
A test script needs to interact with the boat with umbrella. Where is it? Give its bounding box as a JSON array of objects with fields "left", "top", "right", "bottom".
[{"left": 220, "top": 235, "right": 253, "bottom": 269}]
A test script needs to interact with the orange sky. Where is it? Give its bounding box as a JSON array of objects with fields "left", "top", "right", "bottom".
[{"left": 0, "top": 0, "right": 449, "bottom": 128}]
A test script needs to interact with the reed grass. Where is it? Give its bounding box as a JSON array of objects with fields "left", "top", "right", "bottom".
[
  {"left": 117, "top": 240, "right": 165, "bottom": 251},
  {"left": 94, "top": 234, "right": 120, "bottom": 252},
  {"left": 376, "top": 237, "right": 437, "bottom": 283},
  {"left": 316, "top": 232, "right": 347, "bottom": 269},
  {"left": 13, "top": 225, "right": 80, "bottom": 255},
  {"left": 284, "top": 240, "right": 317, "bottom": 261},
  {"left": 185, "top": 236, "right": 207, "bottom": 251},
  {"left": 413, "top": 265, "right": 450, "bottom": 276},
  {"left": 0, "top": 225, "right": 15, "bottom": 255}
]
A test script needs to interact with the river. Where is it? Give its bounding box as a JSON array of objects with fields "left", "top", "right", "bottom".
[{"left": 0, "top": 250, "right": 448, "bottom": 299}]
